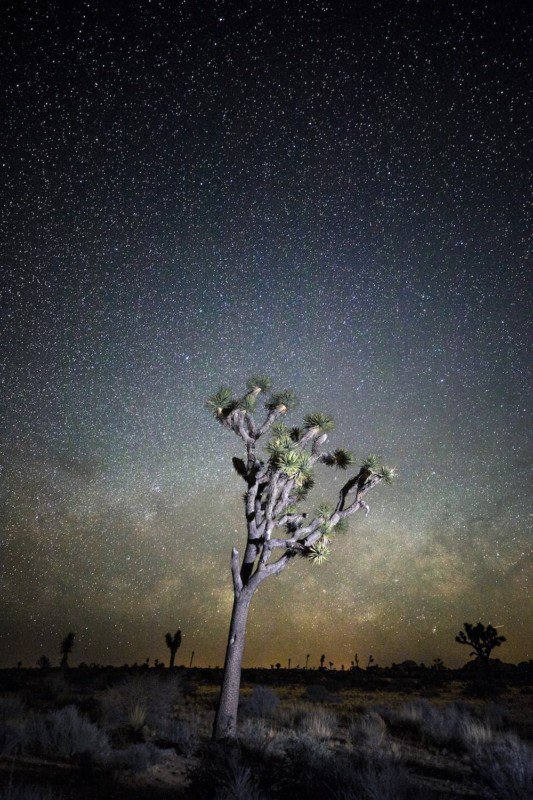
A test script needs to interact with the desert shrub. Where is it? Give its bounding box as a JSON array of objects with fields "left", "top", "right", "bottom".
[
  {"left": 105, "top": 742, "right": 171, "bottom": 773},
  {"left": 298, "top": 708, "right": 337, "bottom": 740},
  {"left": 22, "top": 705, "right": 109, "bottom": 759},
  {"left": 238, "top": 718, "right": 275, "bottom": 752},
  {"left": 470, "top": 732, "right": 533, "bottom": 799},
  {"left": 161, "top": 716, "right": 200, "bottom": 756},
  {"left": 214, "top": 758, "right": 265, "bottom": 800},
  {"left": 304, "top": 684, "right": 331, "bottom": 703},
  {"left": 100, "top": 672, "right": 182, "bottom": 734},
  {"left": 356, "top": 758, "right": 410, "bottom": 800},
  {"left": 349, "top": 711, "right": 388, "bottom": 748},
  {"left": 241, "top": 685, "right": 279, "bottom": 719}
]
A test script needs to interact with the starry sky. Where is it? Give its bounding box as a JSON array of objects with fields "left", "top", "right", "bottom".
[{"left": 1, "top": 1, "right": 531, "bottom": 670}]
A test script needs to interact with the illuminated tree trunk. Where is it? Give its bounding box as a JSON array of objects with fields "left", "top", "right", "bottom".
[{"left": 212, "top": 587, "right": 252, "bottom": 739}]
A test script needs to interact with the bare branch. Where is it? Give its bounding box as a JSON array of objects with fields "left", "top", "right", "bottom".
[{"left": 256, "top": 408, "right": 281, "bottom": 437}]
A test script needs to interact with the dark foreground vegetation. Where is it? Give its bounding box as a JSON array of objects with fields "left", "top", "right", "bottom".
[{"left": 0, "top": 660, "right": 531, "bottom": 799}]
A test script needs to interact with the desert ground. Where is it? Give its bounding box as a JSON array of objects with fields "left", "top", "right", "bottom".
[{"left": 0, "top": 661, "right": 531, "bottom": 799}]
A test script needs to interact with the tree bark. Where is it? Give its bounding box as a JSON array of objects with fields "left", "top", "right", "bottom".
[{"left": 212, "top": 589, "right": 252, "bottom": 739}]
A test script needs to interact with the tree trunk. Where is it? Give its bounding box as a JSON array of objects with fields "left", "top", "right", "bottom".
[
  {"left": 169, "top": 650, "right": 175, "bottom": 669},
  {"left": 212, "top": 590, "right": 252, "bottom": 739}
]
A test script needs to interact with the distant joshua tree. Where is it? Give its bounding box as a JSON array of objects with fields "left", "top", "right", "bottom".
[
  {"left": 305, "top": 653, "right": 310, "bottom": 669},
  {"left": 189, "top": 650, "right": 195, "bottom": 668},
  {"left": 367, "top": 654, "right": 374, "bottom": 669},
  {"left": 319, "top": 654, "right": 326, "bottom": 670},
  {"left": 455, "top": 622, "right": 506, "bottom": 662},
  {"left": 275, "top": 662, "right": 281, "bottom": 670},
  {"left": 165, "top": 629, "right": 182, "bottom": 668},
  {"left": 354, "top": 653, "right": 359, "bottom": 668},
  {"left": 60, "top": 632, "right": 75, "bottom": 668},
  {"left": 329, "top": 661, "right": 334, "bottom": 670},
  {"left": 206, "top": 376, "right": 394, "bottom": 738},
  {"left": 37, "top": 655, "right": 50, "bottom": 669},
  {"left": 287, "top": 658, "right": 291, "bottom": 669}
]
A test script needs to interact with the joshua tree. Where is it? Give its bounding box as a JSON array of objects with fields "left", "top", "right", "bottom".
[
  {"left": 36, "top": 655, "right": 50, "bottom": 669},
  {"left": 319, "top": 653, "right": 326, "bottom": 670},
  {"left": 275, "top": 662, "right": 281, "bottom": 670},
  {"left": 165, "top": 629, "right": 182, "bottom": 668},
  {"left": 287, "top": 658, "right": 291, "bottom": 669},
  {"left": 455, "top": 622, "right": 506, "bottom": 662},
  {"left": 305, "top": 653, "right": 310, "bottom": 669},
  {"left": 189, "top": 650, "right": 195, "bottom": 668},
  {"left": 367, "top": 654, "right": 374, "bottom": 669},
  {"left": 208, "top": 377, "right": 395, "bottom": 739},
  {"left": 60, "top": 632, "right": 75, "bottom": 668}
]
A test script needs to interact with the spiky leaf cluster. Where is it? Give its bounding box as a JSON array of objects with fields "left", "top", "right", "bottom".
[
  {"left": 293, "top": 475, "right": 315, "bottom": 500},
  {"left": 240, "top": 394, "right": 258, "bottom": 413},
  {"left": 333, "top": 448, "right": 356, "bottom": 469},
  {"left": 266, "top": 432, "right": 294, "bottom": 461},
  {"left": 205, "top": 386, "right": 234, "bottom": 416},
  {"left": 275, "top": 450, "right": 312, "bottom": 487},
  {"left": 315, "top": 503, "right": 333, "bottom": 519},
  {"left": 380, "top": 465, "right": 397, "bottom": 484},
  {"left": 266, "top": 389, "right": 298, "bottom": 412},
  {"left": 362, "top": 454, "right": 382, "bottom": 472},
  {"left": 306, "top": 539, "right": 331, "bottom": 565},
  {"left": 289, "top": 426, "right": 302, "bottom": 442},
  {"left": 303, "top": 412, "right": 335, "bottom": 433},
  {"left": 246, "top": 375, "right": 272, "bottom": 393}
]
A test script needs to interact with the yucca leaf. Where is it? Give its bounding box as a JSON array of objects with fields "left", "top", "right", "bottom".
[
  {"left": 303, "top": 412, "right": 335, "bottom": 433},
  {"left": 362, "top": 454, "right": 382, "bottom": 472},
  {"left": 380, "top": 465, "right": 397, "bottom": 484},
  {"left": 289, "top": 426, "right": 302, "bottom": 442},
  {"left": 239, "top": 394, "right": 258, "bottom": 413},
  {"left": 334, "top": 448, "right": 356, "bottom": 470},
  {"left": 306, "top": 540, "right": 331, "bottom": 564},
  {"left": 205, "top": 386, "right": 234, "bottom": 415},
  {"left": 266, "top": 389, "right": 298, "bottom": 412},
  {"left": 246, "top": 375, "right": 272, "bottom": 393}
]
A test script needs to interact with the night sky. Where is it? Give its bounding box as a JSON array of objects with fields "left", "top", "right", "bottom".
[{"left": 1, "top": 1, "right": 531, "bottom": 670}]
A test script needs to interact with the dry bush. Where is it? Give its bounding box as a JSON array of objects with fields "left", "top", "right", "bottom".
[
  {"left": 470, "top": 732, "right": 533, "bottom": 800},
  {"left": 100, "top": 672, "right": 182, "bottom": 734},
  {"left": 22, "top": 705, "right": 109, "bottom": 759},
  {"left": 241, "top": 685, "right": 279, "bottom": 719},
  {"left": 104, "top": 741, "right": 172, "bottom": 773},
  {"left": 348, "top": 711, "right": 388, "bottom": 748},
  {"left": 298, "top": 707, "right": 337, "bottom": 740}
]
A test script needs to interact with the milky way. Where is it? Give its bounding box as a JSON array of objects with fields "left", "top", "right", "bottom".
[{"left": 1, "top": 1, "right": 531, "bottom": 669}]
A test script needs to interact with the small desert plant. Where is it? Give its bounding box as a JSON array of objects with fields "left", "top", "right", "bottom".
[
  {"left": 298, "top": 708, "right": 337, "bottom": 740},
  {"left": 23, "top": 705, "right": 109, "bottom": 759},
  {"left": 349, "top": 711, "right": 388, "bottom": 748},
  {"left": 214, "top": 759, "right": 265, "bottom": 800},
  {"left": 105, "top": 742, "right": 170, "bottom": 773},
  {"left": 304, "top": 684, "right": 331, "bottom": 703},
  {"left": 469, "top": 731, "right": 533, "bottom": 799},
  {"left": 162, "top": 717, "right": 200, "bottom": 756},
  {"left": 241, "top": 685, "right": 279, "bottom": 719},
  {"left": 100, "top": 672, "right": 182, "bottom": 734}
]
